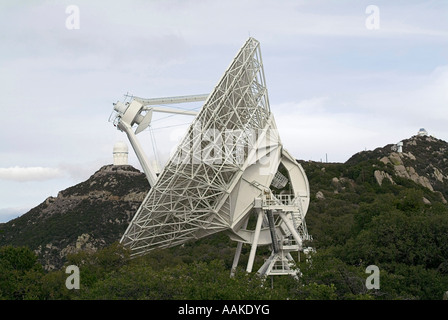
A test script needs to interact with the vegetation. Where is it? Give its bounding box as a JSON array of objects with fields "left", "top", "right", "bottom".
[
  {"left": 2, "top": 171, "right": 447, "bottom": 300},
  {"left": 299, "top": 157, "right": 448, "bottom": 300}
]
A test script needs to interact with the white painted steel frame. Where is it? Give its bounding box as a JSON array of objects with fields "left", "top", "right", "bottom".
[{"left": 116, "top": 38, "right": 311, "bottom": 277}]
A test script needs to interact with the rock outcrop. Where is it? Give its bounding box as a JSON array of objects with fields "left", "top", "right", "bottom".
[
  {"left": 0, "top": 165, "right": 149, "bottom": 270},
  {"left": 348, "top": 134, "right": 448, "bottom": 203}
]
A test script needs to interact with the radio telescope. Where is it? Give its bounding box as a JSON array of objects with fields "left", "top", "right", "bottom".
[{"left": 109, "top": 38, "right": 311, "bottom": 277}]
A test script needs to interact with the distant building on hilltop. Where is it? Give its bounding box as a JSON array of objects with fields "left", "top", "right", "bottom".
[
  {"left": 391, "top": 141, "right": 403, "bottom": 153},
  {"left": 113, "top": 141, "right": 128, "bottom": 165},
  {"left": 418, "top": 128, "right": 428, "bottom": 137}
]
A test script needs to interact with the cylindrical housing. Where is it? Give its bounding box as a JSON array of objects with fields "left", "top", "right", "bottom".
[{"left": 113, "top": 141, "right": 129, "bottom": 165}]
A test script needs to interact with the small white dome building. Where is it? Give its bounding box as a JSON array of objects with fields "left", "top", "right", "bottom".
[
  {"left": 418, "top": 128, "right": 428, "bottom": 136},
  {"left": 113, "top": 141, "right": 129, "bottom": 165}
]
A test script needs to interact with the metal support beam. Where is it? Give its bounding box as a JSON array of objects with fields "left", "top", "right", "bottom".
[
  {"left": 134, "top": 94, "right": 209, "bottom": 106},
  {"left": 230, "top": 218, "right": 249, "bottom": 277},
  {"left": 146, "top": 106, "right": 199, "bottom": 116},
  {"left": 230, "top": 242, "right": 243, "bottom": 277},
  {"left": 246, "top": 209, "right": 264, "bottom": 273},
  {"left": 118, "top": 121, "right": 158, "bottom": 186},
  {"left": 266, "top": 210, "right": 279, "bottom": 253},
  {"left": 279, "top": 212, "right": 302, "bottom": 249}
]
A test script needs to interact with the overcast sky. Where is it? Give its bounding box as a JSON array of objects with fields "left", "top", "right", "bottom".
[{"left": 1, "top": 0, "right": 447, "bottom": 222}]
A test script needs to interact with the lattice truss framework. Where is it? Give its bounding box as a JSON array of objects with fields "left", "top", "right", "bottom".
[{"left": 119, "top": 38, "right": 311, "bottom": 264}]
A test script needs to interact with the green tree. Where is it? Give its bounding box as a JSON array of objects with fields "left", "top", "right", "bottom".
[
  {"left": 296, "top": 250, "right": 376, "bottom": 300},
  {"left": 79, "top": 259, "right": 281, "bottom": 300},
  {"left": 0, "top": 246, "right": 44, "bottom": 300}
]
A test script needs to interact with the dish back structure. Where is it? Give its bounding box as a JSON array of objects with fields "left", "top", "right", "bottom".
[{"left": 112, "top": 38, "right": 311, "bottom": 277}]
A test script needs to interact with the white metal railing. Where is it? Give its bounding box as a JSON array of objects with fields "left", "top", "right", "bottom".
[
  {"left": 271, "top": 260, "right": 288, "bottom": 272},
  {"left": 260, "top": 191, "right": 312, "bottom": 244},
  {"left": 262, "top": 192, "right": 298, "bottom": 207}
]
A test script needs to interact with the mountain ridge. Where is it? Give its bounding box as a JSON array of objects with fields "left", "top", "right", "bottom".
[
  {"left": 0, "top": 164, "right": 148, "bottom": 270},
  {"left": 346, "top": 134, "right": 448, "bottom": 201}
]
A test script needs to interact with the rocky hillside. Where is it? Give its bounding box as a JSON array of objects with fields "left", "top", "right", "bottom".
[
  {"left": 346, "top": 134, "right": 448, "bottom": 203},
  {"left": 300, "top": 133, "right": 448, "bottom": 256},
  {"left": 0, "top": 165, "right": 148, "bottom": 270}
]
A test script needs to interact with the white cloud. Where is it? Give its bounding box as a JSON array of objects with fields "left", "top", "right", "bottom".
[
  {"left": 272, "top": 99, "right": 380, "bottom": 163},
  {"left": 354, "top": 65, "right": 448, "bottom": 130},
  {"left": 272, "top": 63, "right": 448, "bottom": 163},
  {"left": 0, "top": 167, "right": 65, "bottom": 182}
]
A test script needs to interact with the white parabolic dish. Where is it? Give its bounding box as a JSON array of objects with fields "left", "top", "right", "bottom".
[{"left": 113, "top": 38, "right": 312, "bottom": 277}]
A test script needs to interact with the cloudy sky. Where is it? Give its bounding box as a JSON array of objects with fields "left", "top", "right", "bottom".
[{"left": 0, "top": 0, "right": 447, "bottom": 222}]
